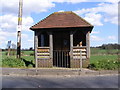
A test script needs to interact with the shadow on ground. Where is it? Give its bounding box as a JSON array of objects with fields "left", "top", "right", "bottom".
[{"left": 21, "top": 58, "right": 35, "bottom": 67}]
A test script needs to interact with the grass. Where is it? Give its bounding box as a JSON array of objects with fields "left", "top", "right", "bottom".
[
  {"left": 1, "top": 49, "right": 119, "bottom": 70},
  {"left": 2, "top": 55, "right": 35, "bottom": 68},
  {"left": 89, "top": 55, "right": 119, "bottom": 70},
  {"left": 2, "top": 56, "right": 25, "bottom": 68},
  {"left": 2, "top": 50, "right": 35, "bottom": 68},
  {"left": 90, "top": 48, "right": 118, "bottom": 55},
  {"left": 21, "top": 50, "right": 34, "bottom": 56},
  {"left": 89, "top": 48, "right": 119, "bottom": 70}
]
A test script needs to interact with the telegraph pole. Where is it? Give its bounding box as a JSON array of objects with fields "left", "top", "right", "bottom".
[{"left": 17, "top": 0, "right": 23, "bottom": 58}]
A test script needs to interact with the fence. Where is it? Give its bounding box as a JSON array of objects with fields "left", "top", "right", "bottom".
[{"left": 53, "top": 50, "right": 70, "bottom": 68}]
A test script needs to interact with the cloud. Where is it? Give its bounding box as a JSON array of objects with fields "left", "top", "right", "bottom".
[
  {"left": 1, "top": 0, "right": 55, "bottom": 15},
  {"left": 108, "top": 36, "right": 116, "bottom": 40},
  {"left": 1, "top": 0, "right": 119, "bottom": 15},
  {"left": 104, "top": 16, "right": 118, "bottom": 25},
  {"left": 0, "top": 14, "right": 34, "bottom": 32},
  {"left": 91, "top": 35, "right": 103, "bottom": 41},
  {"left": 28, "top": 40, "right": 33, "bottom": 43},
  {"left": 53, "top": 0, "right": 87, "bottom": 4},
  {"left": 0, "top": 29, "right": 29, "bottom": 48},
  {"left": 52, "top": 0, "right": 119, "bottom": 3},
  {"left": 0, "top": 30, "right": 16, "bottom": 37},
  {"left": 0, "top": 14, "right": 17, "bottom": 32},
  {"left": 58, "top": 10, "right": 65, "bottom": 12},
  {"left": 91, "top": 35, "right": 117, "bottom": 44},
  {"left": 0, "top": 30, "right": 28, "bottom": 39},
  {"left": 74, "top": 2, "right": 118, "bottom": 25},
  {"left": 103, "top": 0, "right": 119, "bottom": 3},
  {"left": 92, "top": 31, "right": 100, "bottom": 34},
  {"left": 0, "top": 36, "right": 6, "bottom": 45},
  {"left": 22, "top": 16, "right": 34, "bottom": 31},
  {"left": 84, "top": 13, "right": 103, "bottom": 26},
  {"left": 1, "top": 0, "right": 118, "bottom": 27}
]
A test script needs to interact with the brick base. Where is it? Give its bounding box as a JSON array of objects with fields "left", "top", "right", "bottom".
[
  {"left": 70, "top": 59, "right": 89, "bottom": 68},
  {"left": 37, "top": 59, "right": 53, "bottom": 68},
  {"left": 37, "top": 59, "right": 89, "bottom": 68}
]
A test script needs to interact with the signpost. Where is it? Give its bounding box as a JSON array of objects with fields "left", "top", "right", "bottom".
[
  {"left": 7, "top": 41, "right": 11, "bottom": 56},
  {"left": 17, "top": 0, "right": 23, "bottom": 58}
]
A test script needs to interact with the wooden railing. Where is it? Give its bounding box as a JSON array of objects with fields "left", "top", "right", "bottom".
[
  {"left": 37, "top": 47, "right": 50, "bottom": 60},
  {"left": 73, "top": 46, "right": 87, "bottom": 60}
]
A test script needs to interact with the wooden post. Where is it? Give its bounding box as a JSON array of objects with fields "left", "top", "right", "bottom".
[
  {"left": 8, "top": 48, "right": 10, "bottom": 56},
  {"left": 34, "top": 31, "right": 38, "bottom": 70},
  {"left": 80, "top": 50, "right": 82, "bottom": 71},
  {"left": 86, "top": 31, "right": 90, "bottom": 59},
  {"left": 70, "top": 31, "right": 73, "bottom": 61},
  {"left": 49, "top": 32, "right": 53, "bottom": 64}
]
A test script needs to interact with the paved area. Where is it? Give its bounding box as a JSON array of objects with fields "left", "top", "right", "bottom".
[
  {"left": 1, "top": 68, "right": 118, "bottom": 76},
  {"left": 2, "top": 75, "right": 119, "bottom": 88}
]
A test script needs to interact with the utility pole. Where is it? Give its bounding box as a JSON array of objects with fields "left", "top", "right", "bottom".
[{"left": 17, "top": 0, "right": 23, "bottom": 58}]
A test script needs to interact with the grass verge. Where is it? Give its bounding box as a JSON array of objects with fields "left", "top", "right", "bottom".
[{"left": 89, "top": 55, "right": 119, "bottom": 70}]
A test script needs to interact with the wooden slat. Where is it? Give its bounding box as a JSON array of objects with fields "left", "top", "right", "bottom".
[
  {"left": 37, "top": 47, "right": 50, "bottom": 49},
  {"left": 37, "top": 56, "right": 50, "bottom": 58},
  {"left": 73, "top": 49, "right": 86, "bottom": 52},
  {"left": 73, "top": 46, "right": 87, "bottom": 49},
  {"left": 73, "top": 53, "right": 86, "bottom": 55},
  {"left": 37, "top": 53, "right": 50, "bottom": 55},
  {"left": 73, "top": 56, "right": 86, "bottom": 60},
  {"left": 37, "top": 49, "right": 49, "bottom": 52}
]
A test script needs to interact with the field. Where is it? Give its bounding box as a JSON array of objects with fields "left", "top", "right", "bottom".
[
  {"left": 1, "top": 48, "right": 119, "bottom": 70},
  {"left": 89, "top": 48, "right": 119, "bottom": 70}
]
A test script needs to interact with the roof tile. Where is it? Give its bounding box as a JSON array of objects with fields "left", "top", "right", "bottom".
[{"left": 30, "top": 11, "right": 93, "bottom": 30}]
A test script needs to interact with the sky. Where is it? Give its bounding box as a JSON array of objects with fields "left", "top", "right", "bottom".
[{"left": 0, "top": 0, "right": 119, "bottom": 49}]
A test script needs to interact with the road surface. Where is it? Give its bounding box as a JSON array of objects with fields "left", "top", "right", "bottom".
[{"left": 2, "top": 75, "right": 119, "bottom": 88}]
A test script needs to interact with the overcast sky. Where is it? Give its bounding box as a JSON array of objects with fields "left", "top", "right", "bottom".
[{"left": 0, "top": 0, "right": 119, "bottom": 49}]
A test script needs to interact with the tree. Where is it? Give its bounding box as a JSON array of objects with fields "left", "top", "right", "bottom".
[{"left": 29, "top": 47, "right": 33, "bottom": 51}]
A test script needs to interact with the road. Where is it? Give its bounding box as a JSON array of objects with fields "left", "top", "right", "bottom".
[{"left": 2, "top": 75, "right": 118, "bottom": 88}]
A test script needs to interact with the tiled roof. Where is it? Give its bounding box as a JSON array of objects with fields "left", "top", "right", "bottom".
[{"left": 30, "top": 11, "right": 93, "bottom": 30}]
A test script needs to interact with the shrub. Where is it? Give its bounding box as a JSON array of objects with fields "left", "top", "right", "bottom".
[
  {"left": 87, "top": 64, "right": 96, "bottom": 69},
  {"left": 30, "top": 53, "right": 34, "bottom": 56},
  {"left": 89, "top": 59, "right": 119, "bottom": 70},
  {"left": 2, "top": 57, "right": 25, "bottom": 67}
]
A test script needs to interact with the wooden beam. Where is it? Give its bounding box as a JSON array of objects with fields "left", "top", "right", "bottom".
[
  {"left": 86, "top": 31, "right": 90, "bottom": 59},
  {"left": 34, "top": 31, "right": 38, "bottom": 69}
]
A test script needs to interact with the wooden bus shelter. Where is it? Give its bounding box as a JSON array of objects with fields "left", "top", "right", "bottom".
[{"left": 30, "top": 11, "right": 94, "bottom": 68}]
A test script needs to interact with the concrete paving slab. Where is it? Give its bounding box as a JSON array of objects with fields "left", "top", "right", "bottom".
[{"left": 1, "top": 67, "right": 118, "bottom": 76}]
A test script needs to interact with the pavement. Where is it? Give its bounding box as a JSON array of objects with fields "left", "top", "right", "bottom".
[{"left": 1, "top": 67, "right": 118, "bottom": 77}]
